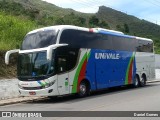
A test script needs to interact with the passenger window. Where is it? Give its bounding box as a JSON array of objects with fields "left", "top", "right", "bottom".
[
  {"left": 68, "top": 50, "right": 78, "bottom": 71},
  {"left": 57, "top": 56, "right": 67, "bottom": 73}
]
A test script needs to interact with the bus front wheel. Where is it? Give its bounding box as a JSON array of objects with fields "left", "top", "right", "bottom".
[
  {"left": 78, "top": 81, "right": 89, "bottom": 97},
  {"left": 133, "top": 75, "right": 140, "bottom": 87}
]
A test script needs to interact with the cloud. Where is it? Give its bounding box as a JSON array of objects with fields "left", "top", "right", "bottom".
[{"left": 101, "top": 0, "right": 160, "bottom": 24}]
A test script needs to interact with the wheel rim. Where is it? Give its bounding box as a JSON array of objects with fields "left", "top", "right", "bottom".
[
  {"left": 140, "top": 76, "right": 146, "bottom": 86},
  {"left": 141, "top": 78, "right": 144, "bottom": 83},
  {"left": 80, "top": 84, "right": 86, "bottom": 95},
  {"left": 134, "top": 76, "right": 139, "bottom": 87}
]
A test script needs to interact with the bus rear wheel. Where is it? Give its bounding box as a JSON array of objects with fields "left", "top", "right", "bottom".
[
  {"left": 140, "top": 74, "right": 146, "bottom": 87},
  {"left": 78, "top": 81, "right": 89, "bottom": 97}
]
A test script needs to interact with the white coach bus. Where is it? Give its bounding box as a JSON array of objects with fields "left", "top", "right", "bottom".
[{"left": 5, "top": 25, "right": 155, "bottom": 97}]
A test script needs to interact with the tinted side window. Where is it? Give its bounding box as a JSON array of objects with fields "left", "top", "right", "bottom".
[
  {"left": 60, "top": 29, "right": 112, "bottom": 49},
  {"left": 22, "top": 30, "right": 58, "bottom": 50},
  {"left": 111, "top": 36, "right": 137, "bottom": 51},
  {"left": 55, "top": 47, "right": 79, "bottom": 74},
  {"left": 57, "top": 56, "right": 67, "bottom": 73},
  {"left": 60, "top": 29, "right": 153, "bottom": 52},
  {"left": 68, "top": 49, "right": 79, "bottom": 70},
  {"left": 136, "top": 40, "right": 153, "bottom": 53}
]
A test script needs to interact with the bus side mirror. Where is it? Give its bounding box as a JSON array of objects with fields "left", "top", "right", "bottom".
[
  {"left": 47, "top": 46, "right": 54, "bottom": 61},
  {"left": 47, "top": 44, "right": 68, "bottom": 60},
  {"left": 5, "top": 49, "right": 19, "bottom": 65}
]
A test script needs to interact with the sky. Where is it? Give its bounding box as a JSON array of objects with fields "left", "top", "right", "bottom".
[{"left": 43, "top": 0, "right": 160, "bottom": 25}]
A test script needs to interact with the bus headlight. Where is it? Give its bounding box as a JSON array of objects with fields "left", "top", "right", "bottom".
[{"left": 44, "top": 80, "right": 56, "bottom": 88}]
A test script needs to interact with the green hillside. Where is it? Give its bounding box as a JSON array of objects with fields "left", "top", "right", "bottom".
[
  {"left": 0, "top": 12, "right": 37, "bottom": 50},
  {"left": 0, "top": 0, "right": 92, "bottom": 25}
]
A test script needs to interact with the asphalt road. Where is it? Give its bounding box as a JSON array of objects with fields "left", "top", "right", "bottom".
[{"left": 1, "top": 82, "right": 160, "bottom": 120}]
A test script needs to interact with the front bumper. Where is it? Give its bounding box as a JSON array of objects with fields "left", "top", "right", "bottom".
[{"left": 19, "top": 85, "right": 59, "bottom": 96}]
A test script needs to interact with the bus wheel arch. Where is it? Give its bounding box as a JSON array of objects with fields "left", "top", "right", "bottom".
[
  {"left": 78, "top": 79, "right": 90, "bottom": 97},
  {"left": 140, "top": 73, "right": 147, "bottom": 87}
]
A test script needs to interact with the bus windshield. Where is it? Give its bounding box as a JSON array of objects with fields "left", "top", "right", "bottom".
[
  {"left": 21, "top": 30, "right": 58, "bottom": 50},
  {"left": 17, "top": 51, "right": 55, "bottom": 80}
]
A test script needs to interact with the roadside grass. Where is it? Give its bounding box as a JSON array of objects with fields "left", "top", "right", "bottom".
[{"left": 0, "top": 12, "right": 37, "bottom": 50}]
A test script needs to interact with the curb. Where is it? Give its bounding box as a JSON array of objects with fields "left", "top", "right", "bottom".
[
  {"left": 0, "top": 97, "right": 46, "bottom": 106},
  {"left": 147, "top": 80, "right": 160, "bottom": 83}
]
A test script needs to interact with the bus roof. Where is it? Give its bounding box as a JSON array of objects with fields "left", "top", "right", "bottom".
[
  {"left": 135, "top": 36, "right": 152, "bottom": 42},
  {"left": 27, "top": 25, "right": 153, "bottom": 42},
  {"left": 92, "top": 28, "right": 124, "bottom": 35}
]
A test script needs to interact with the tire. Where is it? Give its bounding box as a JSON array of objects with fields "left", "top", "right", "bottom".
[
  {"left": 140, "top": 75, "right": 146, "bottom": 87},
  {"left": 78, "top": 81, "right": 89, "bottom": 97},
  {"left": 133, "top": 75, "right": 140, "bottom": 87}
]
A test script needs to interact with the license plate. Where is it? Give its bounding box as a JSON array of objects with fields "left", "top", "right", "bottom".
[{"left": 29, "top": 91, "right": 36, "bottom": 95}]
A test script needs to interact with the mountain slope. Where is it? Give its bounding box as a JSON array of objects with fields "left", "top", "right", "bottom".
[
  {"left": 97, "top": 6, "right": 160, "bottom": 39},
  {"left": 96, "top": 6, "right": 140, "bottom": 29},
  {"left": 0, "top": 0, "right": 92, "bottom": 25}
]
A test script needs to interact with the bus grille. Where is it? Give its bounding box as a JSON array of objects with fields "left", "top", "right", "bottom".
[{"left": 22, "top": 86, "right": 44, "bottom": 90}]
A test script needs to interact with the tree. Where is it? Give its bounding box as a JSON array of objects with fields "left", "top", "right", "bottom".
[
  {"left": 99, "top": 21, "right": 110, "bottom": 29},
  {"left": 116, "top": 25, "right": 123, "bottom": 32},
  {"left": 89, "top": 15, "right": 99, "bottom": 27},
  {"left": 124, "top": 23, "right": 129, "bottom": 33},
  {"left": 54, "top": 17, "right": 65, "bottom": 25},
  {"left": 78, "top": 17, "right": 86, "bottom": 26}
]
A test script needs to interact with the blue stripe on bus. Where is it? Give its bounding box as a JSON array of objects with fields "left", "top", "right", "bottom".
[{"left": 99, "top": 30, "right": 135, "bottom": 39}]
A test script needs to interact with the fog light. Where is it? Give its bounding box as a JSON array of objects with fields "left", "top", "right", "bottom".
[{"left": 48, "top": 89, "right": 53, "bottom": 93}]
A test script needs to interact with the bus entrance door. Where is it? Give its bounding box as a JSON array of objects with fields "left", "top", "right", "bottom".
[{"left": 57, "top": 56, "right": 70, "bottom": 95}]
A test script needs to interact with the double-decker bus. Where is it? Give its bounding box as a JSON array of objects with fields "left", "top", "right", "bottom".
[{"left": 5, "top": 25, "right": 155, "bottom": 97}]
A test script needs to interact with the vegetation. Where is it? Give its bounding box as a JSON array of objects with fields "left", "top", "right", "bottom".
[
  {"left": 88, "top": 15, "right": 110, "bottom": 28},
  {"left": 0, "top": 12, "right": 37, "bottom": 50},
  {"left": 0, "top": 51, "right": 17, "bottom": 79}
]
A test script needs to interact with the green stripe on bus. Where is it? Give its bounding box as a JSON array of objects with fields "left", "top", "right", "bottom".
[
  {"left": 125, "top": 52, "right": 135, "bottom": 85},
  {"left": 72, "top": 53, "right": 87, "bottom": 93}
]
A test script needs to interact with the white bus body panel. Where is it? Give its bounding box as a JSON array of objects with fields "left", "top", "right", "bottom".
[
  {"left": 135, "top": 52, "right": 155, "bottom": 81},
  {"left": 57, "top": 72, "right": 69, "bottom": 95}
]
